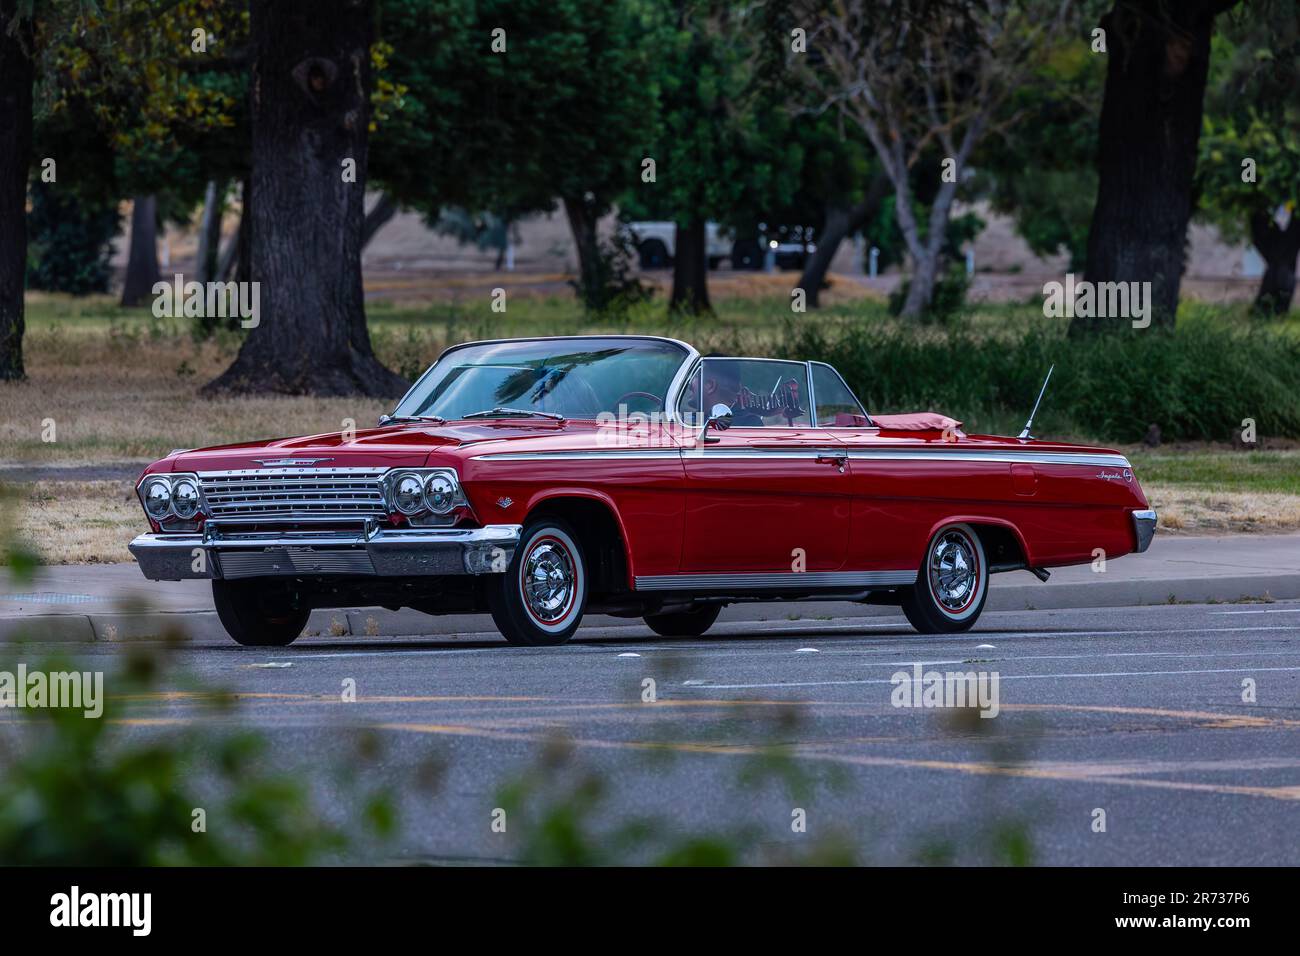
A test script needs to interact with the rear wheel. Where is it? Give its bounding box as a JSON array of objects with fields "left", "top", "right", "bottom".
[
  {"left": 488, "top": 518, "right": 588, "bottom": 646},
  {"left": 212, "top": 580, "right": 309, "bottom": 647},
  {"left": 901, "top": 523, "right": 988, "bottom": 634},
  {"left": 644, "top": 604, "right": 721, "bottom": 637}
]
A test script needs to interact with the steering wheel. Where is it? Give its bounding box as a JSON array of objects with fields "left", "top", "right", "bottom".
[{"left": 616, "top": 391, "right": 663, "bottom": 412}]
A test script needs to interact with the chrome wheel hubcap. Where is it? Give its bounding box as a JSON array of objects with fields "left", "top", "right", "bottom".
[
  {"left": 522, "top": 540, "right": 575, "bottom": 623},
  {"left": 929, "top": 531, "right": 977, "bottom": 612}
]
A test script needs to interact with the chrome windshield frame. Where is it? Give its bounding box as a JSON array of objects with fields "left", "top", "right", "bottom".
[{"left": 390, "top": 335, "right": 700, "bottom": 425}]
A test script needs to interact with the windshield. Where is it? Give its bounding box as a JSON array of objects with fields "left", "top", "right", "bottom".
[{"left": 393, "top": 338, "right": 690, "bottom": 421}]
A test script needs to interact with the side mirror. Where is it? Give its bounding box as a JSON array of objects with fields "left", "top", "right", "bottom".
[
  {"left": 378, "top": 414, "right": 392, "bottom": 427},
  {"left": 700, "top": 403, "right": 733, "bottom": 444}
]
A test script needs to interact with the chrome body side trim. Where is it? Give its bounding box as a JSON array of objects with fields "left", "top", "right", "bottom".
[
  {"left": 633, "top": 570, "right": 916, "bottom": 591},
  {"left": 1131, "top": 509, "right": 1157, "bottom": 553},
  {"left": 470, "top": 447, "right": 1133, "bottom": 468},
  {"left": 129, "top": 524, "right": 521, "bottom": 581},
  {"left": 470, "top": 449, "right": 683, "bottom": 462},
  {"left": 845, "top": 450, "right": 1132, "bottom": 467}
]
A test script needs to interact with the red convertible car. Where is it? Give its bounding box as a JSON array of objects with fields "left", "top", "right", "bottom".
[{"left": 130, "top": 335, "right": 1156, "bottom": 647}]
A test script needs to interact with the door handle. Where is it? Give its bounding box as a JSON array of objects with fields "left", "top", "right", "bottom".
[{"left": 814, "top": 452, "right": 848, "bottom": 473}]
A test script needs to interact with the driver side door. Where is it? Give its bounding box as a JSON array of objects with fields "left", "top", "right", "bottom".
[{"left": 673, "top": 359, "right": 851, "bottom": 575}]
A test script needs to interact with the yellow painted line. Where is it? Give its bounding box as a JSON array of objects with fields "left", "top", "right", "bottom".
[
  {"left": 117, "top": 692, "right": 553, "bottom": 703},
  {"left": 378, "top": 722, "right": 1300, "bottom": 802},
  {"left": 1000, "top": 703, "right": 1300, "bottom": 729}
]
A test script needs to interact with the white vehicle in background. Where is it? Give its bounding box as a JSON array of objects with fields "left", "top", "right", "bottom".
[
  {"left": 623, "top": 220, "right": 816, "bottom": 272},
  {"left": 623, "top": 221, "right": 732, "bottom": 270}
]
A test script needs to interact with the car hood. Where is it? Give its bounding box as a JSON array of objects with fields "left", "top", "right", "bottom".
[{"left": 166, "top": 420, "right": 588, "bottom": 473}]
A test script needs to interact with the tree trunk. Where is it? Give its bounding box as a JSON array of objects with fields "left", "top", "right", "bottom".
[
  {"left": 205, "top": 0, "right": 405, "bottom": 397},
  {"left": 896, "top": 173, "right": 961, "bottom": 319},
  {"left": 1074, "top": 0, "right": 1240, "bottom": 335},
  {"left": 902, "top": 249, "right": 942, "bottom": 316},
  {"left": 234, "top": 176, "right": 253, "bottom": 284},
  {"left": 1250, "top": 210, "right": 1300, "bottom": 317},
  {"left": 0, "top": 0, "right": 34, "bottom": 381},
  {"left": 216, "top": 177, "right": 250, "bottom": 282},
  {"left": 195, "top": 180, "right": 225, "bottom": 285},
  {"left": 669, "top": 219, "right": 710, "bottom": 314},
  {"left": 362, "top": 192, "right": 397, "bottom": 248},
  {"left": 797, "top": 173, "right": 890, "bottom": 309},
  {"left": 120, "top": 195, "right": 162, "bottom": 307},
  {"left": 563, "top": 194, "right": 602, "bottom": 309}
]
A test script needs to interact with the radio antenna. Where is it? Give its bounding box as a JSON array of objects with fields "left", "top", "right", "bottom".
[{"left": 1017, "top": 364, "right": 1055, "bottom": 441}]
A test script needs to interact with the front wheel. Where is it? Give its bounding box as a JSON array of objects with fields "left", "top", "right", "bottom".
[
  {"left": 901, "top": 523, "right": 988, "bottom": 634},
  {"left": 644, "top": 604, "right": 721, "bottom": 637},
  {"left": 212, "top": 580, "right": 309, "bottom": 647},
  {"left": 488, "top": 518, "right": 588, "bottom": 646}
]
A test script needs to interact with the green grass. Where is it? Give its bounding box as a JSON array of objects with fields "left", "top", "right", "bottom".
[{"left": 1127, "top": 450, "right": 1300, "bottom": 494}]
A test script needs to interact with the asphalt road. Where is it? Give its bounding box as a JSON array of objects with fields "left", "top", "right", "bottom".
[{"left": 6, "top": 601, "right": 1300, "bottom": 865}]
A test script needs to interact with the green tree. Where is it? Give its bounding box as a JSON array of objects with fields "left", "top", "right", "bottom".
[
  {"left": 206, "top": 0, "right": 405, "bottom": 396},
  {"left": 25, "top": 181, "right": 119, "bottom": 294},
  {"left": 979, "top": 27, "right": 1105, "bottom": 271},
  {"left": 793, "top": 0, "right": 1072, "bottom": 319},
  {"left": 624, "top": 0, "right": 797, "bottom": 315},
  {"left": 1075, "top": 0, "right": 1244, "bottom": 335},
  {"left": 1198, "top": 9, "right": 1300, "bottom": 316},
  {"left": 371, "top": 0, "right": 670, "bottom": 313}
]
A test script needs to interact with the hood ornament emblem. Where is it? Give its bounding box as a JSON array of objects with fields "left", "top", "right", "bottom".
[
  {"left": 252, "top": 457, "right": 334, "bottom": 467},
  {"left": 496, "top": 496, "right": 513, "bottom": 509}
]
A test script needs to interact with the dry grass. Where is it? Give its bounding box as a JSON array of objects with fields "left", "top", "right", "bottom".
[
  {"left": 1146, "top": 485, "right": 1300, "bottom": 535},
  {"left": 0, "top": 322, "right": 389, "bottom": 464},
  {"left": 3, "top": 480, "right": 141, "bottom": 565},
  {"left": 640, "top": 270, "right": 884, "bottom": 306}
]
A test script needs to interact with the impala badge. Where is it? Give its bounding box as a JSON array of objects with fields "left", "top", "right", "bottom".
[
  {"left": 252, "top": 457, "right": 334, "bottom": 467},
  {"left": 497, "top": 496, "right": 513, "bottom": 509}
]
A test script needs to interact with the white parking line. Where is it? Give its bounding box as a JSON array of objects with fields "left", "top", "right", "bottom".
[
  {"left": 1212, "top": 608, "right": 1300, "bottom": 615},
  {"left": 680, "top": 664, "right": 1300, "bottom": 691},
  {"left": 263, "top": 623, "right": 1300, "bottom": 661}
]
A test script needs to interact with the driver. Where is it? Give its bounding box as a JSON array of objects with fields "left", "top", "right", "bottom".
[
  {"left": 687, "top": 358, "right": 766, "bottom": 427},
  {"left": 706, "top": 361, "right": 767, "bottom": 427}
]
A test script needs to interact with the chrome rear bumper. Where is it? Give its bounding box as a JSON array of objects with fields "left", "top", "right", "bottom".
[
  {"left": 129, "top": 523, "right": 521, "bottom": 581},
  {"left": 1131, "top": 509, "right": 1157, "bottom": 553}
]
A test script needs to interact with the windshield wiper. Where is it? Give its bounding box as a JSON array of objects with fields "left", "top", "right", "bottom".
[
  {"left": 462, "top": 407, "right": 566, "bottom": 422},
  {"left": 379, "top": 414, "right": 447, "bottom": 425}
]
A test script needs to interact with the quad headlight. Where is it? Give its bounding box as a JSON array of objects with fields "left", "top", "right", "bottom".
[
  {"left": 385, "top": 468, "right": 465, "bottom": 517},
  {"left": 424, "top": 473, "right": 457, "bottom": 514},
  {"left": 172, "top": 478, "right": 201, "bottom": 519},
  {"left": 138, "top": 473, "right": 204, "bottom": 522},
  {"left": 393, "top": 474, "right": 426, "bottom": 514}
]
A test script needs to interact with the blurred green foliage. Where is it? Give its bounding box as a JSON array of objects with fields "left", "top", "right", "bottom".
[
  {"left": 788, "top": 308, "right": 1300, "bottom": 442},
  {"left": 0, "top": 644, "right": 369, "bottom": 865}
]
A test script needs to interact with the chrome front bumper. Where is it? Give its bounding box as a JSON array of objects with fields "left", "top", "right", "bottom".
[
  {"left": 1131, "top": 509, "right": 1157, "bottom": 553},
  {"left": 129, "top": 523, "right": 521, "bottom": 581}
]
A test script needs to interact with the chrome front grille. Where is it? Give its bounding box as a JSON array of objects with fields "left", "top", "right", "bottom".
[
  {"left": 198, "top": 468, "right": 388, "bottom": 519},
  {"left": 218, "top": 548, "right": 376, "bottom": 579}
]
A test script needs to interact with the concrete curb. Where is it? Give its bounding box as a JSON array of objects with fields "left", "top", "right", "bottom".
[{"left": 2, "top": 573, "right": 1297, "bottom": 643}]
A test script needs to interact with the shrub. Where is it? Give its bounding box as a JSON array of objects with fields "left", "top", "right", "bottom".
[{"left": 785, "top": 314, "right": 1300, "bottom": 443}]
